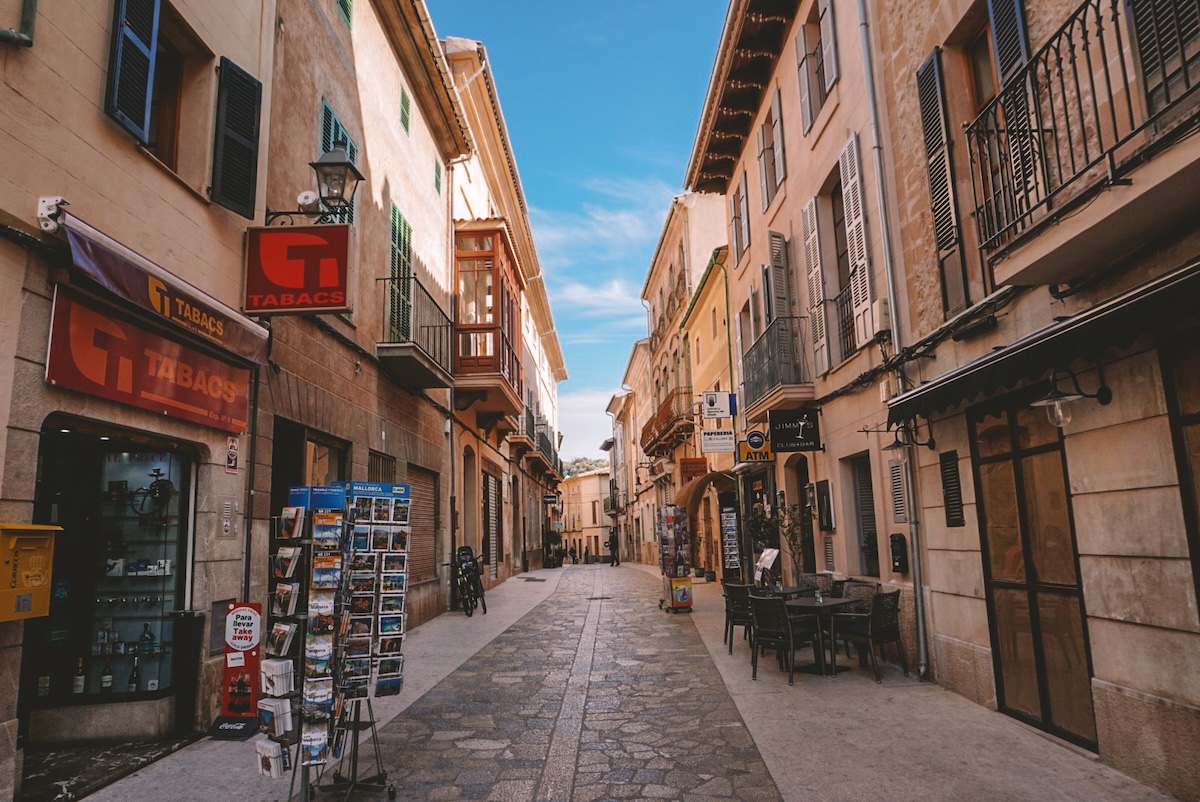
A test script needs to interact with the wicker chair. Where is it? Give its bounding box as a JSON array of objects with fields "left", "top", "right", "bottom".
[
  {"left": 798, "top": 573, "right": 833, "bottom": 593},
  {"left": 831, "top": 581, "right": 878, "bottom": 657},
  {"left": 723, "top": 582, "right": 754, "bottom": 654},
  {"left": 836, "top": 588, "right": 908, "bottom": 683},
  {"left": 748, "top": 592, "right": 823, "bottom": 685},
  {"left": 830, "top": 578, "right": 848, "bottom": 598}
]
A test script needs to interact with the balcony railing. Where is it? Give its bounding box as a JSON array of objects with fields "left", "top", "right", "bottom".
[
  {"left": 834, "top": 285, "right": 855, "bottom": 363},
  {"left": 966, "top": 0, "right": 1200, "bottom": 259},
  {"left": 742, "top": 316, "right": 812, "bottom": 410},
  {"left": 455, "top": 322, "right": 522, "bottom": 398},
  {"left": 378, "top": 276, "right": 452, "bottom": 374},
  {"left": 639, "top": 385, "right": 694, "bottom": 454}
]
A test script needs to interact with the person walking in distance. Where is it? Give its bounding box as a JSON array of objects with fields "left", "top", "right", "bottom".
[{"left": 608, "top": 532, "right": 620, "bottom": 566}]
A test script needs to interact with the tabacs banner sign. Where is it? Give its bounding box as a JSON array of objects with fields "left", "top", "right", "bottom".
[
  {"left": 244, "top": 225, "right": 351, "bottom": 314},
  {"left": 767, "top": 408, "right": 821, "bottom": 452},
  {"left": 737, "top": 430, "right": 774, "bottom": 463}
]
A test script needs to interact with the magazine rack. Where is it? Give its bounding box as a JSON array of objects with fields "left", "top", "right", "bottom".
[{"left": 317, "top": 697, "right": 393, "bottom": 800}]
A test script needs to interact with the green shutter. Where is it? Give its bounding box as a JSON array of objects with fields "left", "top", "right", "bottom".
[
  {"left": 388, "top": 204, "right": 413, "bottom": 342},
  {"left": 434, "top": 160, "right": 442, "bottom": 195},
  {"left": 400, "top": 87, "right": 411, "bottom": 134},
  {"left": 320, "top": 101, "right": 357, "bottom": 224},
  {"left": 337, "top": 0, "right": 352, "bottom": 26}
]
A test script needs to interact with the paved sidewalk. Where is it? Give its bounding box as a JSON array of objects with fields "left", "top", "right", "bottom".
[{"left": 84, "top": 564, "right": 1174, "bottom": 801}]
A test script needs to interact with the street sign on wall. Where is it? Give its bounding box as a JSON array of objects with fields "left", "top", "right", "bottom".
[
  {"left": 701, "top": 430, "right": 735, "bottom": 453},
  {"left": 768, "top": 408, "right": 821, "bottom": 451}
]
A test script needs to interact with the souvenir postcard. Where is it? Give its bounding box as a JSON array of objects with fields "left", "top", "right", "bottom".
[
  {"left": 271, "top": 582, "right": 299, "bottom": 617},
  {"left": 389, "top": 528, "right": 408, "bottom": 552},
  {"left": 349, "top": 575, "right": 375, "bottom": 594},
  {"left": 352, "top": 497, "right": 372, "bottom": 522},
  {"left": 272, "top": 546, "right": 301, "bottom": 579},
  {"left": 256, "top": 737, "right": 287, "bottom": 778},
  {"left": 372, "top": 497, "right": 391, "bottom": 523},
  {"left": 305, "top": 633, "right": 333, "bottom": 662},
  {"left": 374, "top": 675, "right": 403, "bottom": 698},
  {"left": 347, "top": 615, "right": 373, "bottom": 638},
  {"left": 377, "top": 635, "right": 403, "bottom": 656},
  {"left": 342, "top": 656, "right": 371, "bottom": 680},
  {"left": 302, "top": 678, "right": 334, "bottom": 720},
  {"left": 381, "top": 553, "right": 406, "bottom": 573},
  {"left": 308, "top": 610, "right": 334, "bottom": 635},
  {"left": 341, "top": 677, "right": 369, "bottom": 699},
  {"left": 277, "top": 506, "right": 305, "bottom": 539},
  {"left": 376, "top": 655, "right": 404, "bottom": 677},
  {"left": 380, "top": 572, "right": 406, "bottom": 593},
  {"left": 344, "top": 636, "right": 372, "bottom": 658},
  {"left": 308, "top": 591, "right": 335, "bottom": 616},
  {"left": 311, "top": 554, "right": 342, "bottom": 589},
  {"left": 301, "top": 722, "right": 329, "bottom": 764},
  {"left": 311, "top": 511, "right": 343, "bottom": 549},
  {"left": 390, "top": 499, "right": 410, "bottom": 524},
  {"left": 379, "top": 614, "right": 404, "bottom": 636},
  {"left": 349, "top": 552, "right": 376, "bottom": 572},
  {"left": 351, "top": 525, "right": 370, "bottom": 552},
  {"left": 266, "top": 622, "right": 297, "bottom": 657},
  {"left": 305, "top": 654, "right": 331, "bottom": 678},
  {"left": 349, "top": 594, "right": 375, "bottom": 615},
  {"left": 378, "top": 593, "right": 405, "bottom": 614},
  {"left": 371, "top": 527, "right": 391, "bottom": 551}
]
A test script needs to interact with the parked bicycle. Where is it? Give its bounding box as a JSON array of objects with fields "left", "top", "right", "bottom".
[{"left": 447, "top": 546, "right": 487, "bottom": 616}]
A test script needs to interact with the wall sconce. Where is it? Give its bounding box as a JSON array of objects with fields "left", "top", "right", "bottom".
[
  {"left": 265, "top": 138, "right": 365, "bottom": 225},
  {"left": 881, "top": 419, "right": 936, "bottom": 451},
  {"left": 1030, "top": 366, "right": 1112, "bottom": 427}
]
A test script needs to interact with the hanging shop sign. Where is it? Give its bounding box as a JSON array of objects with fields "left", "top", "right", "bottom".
[
  {"left": 647, "top": 459, "right": 674, "bottom": 480},
  {"left": 701, "top": 391, "right": 735, "bottom": 419},
  {"left": 767, "top": 407, "right": 821, "bottom": 452},
  {"left": 243, "top": 225, "right": 351, "bottom": 314},
  {"left": 737, "top": 430, "right": 774, "bottom": 463},
  {"left": 701, "top": 429, "right": 735, "bottom": 453},
  {"left": 679, "top": 457, "right": 708, "bottom": 480},
  {"left": 46, "top": 288, "right": 251, "bottom": 433},
  {"left": 62, "top": 223, "right": 269, "bottom": 365}
]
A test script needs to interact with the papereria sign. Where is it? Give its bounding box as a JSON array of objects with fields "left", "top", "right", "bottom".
[{"left": 244, "top": 225, "right": 351, "bottom": 314}]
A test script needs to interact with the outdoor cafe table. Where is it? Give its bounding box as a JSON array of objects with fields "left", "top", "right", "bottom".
[{"left": 786, "top": 596, "right": 858, "bottom": 676}]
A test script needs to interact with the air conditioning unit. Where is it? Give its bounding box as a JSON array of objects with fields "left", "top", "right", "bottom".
[
  {"left": 872, "top": 298, "right": 891, "bottom": 338},
  {"left": 879, "top": 376, "right": 895, "bottom": 403}
]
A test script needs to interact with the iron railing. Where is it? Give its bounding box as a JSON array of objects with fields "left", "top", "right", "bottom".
[
  {"left": 966, "top": 0, "right": 1200, "bottom": 260},
  {"left": 834, "top": 285, "right": 855, "bottom": 363},
  {"left": 377, "top": 276, "right": 452, "bottom": 374},
  {"left": 742, "top": 316, "right": 812, "bottom": 410},
  {"left": 455, "top": 321, "right": 522, "bottom": 398},
  {"left": 639, "top": 385, "right": 693, "bottom": 451}
]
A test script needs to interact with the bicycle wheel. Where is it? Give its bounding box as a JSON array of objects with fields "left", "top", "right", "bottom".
[
  {"left": 475, "top": 577, "right": 487, "bottom": 615},
  {"left": 461, "top": 577, "right": 475, "bottom": 616}
]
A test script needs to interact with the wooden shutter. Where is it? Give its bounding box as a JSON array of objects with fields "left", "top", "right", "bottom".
[
  {"left": 987, "top": 0, "right": 1030, "bottom": 83},
  {"left": 400, "top": 86, "right": 412, "bottom": 133},
  {"left": 819, "top": 0, "right": 839, "bottom": 90},
  {"left": 802, "top": 198, "right": 828, "bottom": 375},
  {"left": 771, "top": 88, "right": 786, "bottom": 185},
  {"left": 796, "top": 28, "right": 814, "bottom": 134},
  {"left": 888, "top": 459, "right": 908, "bottom": 523},
  {"left": 738, "top": 171, "right": 751, "bottom": 254},
  {"left": 105, "top": 0, "right": 161, "bottom": 144},
  {"left": 1130, "top": 0, "right": 1200, "bottom": 112},
  {"left": 211, "top": 57, "right": 262, "bottom": 220},
  {"left": 766, "top": 231, "right": 791, "bottom": 322},
  {"left": 916, "top": 49, "right": 967, "bottom": 315},
  {"left": 407, "top": 465, "right": 437, "bottom": 582},
  {"left": 729, "top": 194, "right": 742, "bottom": 261},
  {"left": 389, "top": 204, "right": 413, "bottom": 341},
  {"left": 839, "top": 134, "right": 873, "bottom": 348},
  {"left": 940, "top": 451, "right": 965, "bottom": 527},
  {"left": 337, "top": 0, "right": 353, "bottom": 26},
  {"left": 757, "top": 126, "right": 770, "bottom": 211},
  {"left": 320, "top": 102, "right": 357, "bottom": 224}
]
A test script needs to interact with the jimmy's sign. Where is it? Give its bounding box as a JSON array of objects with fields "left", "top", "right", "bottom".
[
  {"left": 244, "top": 225, "right": 350, "bottom": 314},
  {"left": 768, "top": 408, "right": 821, "bottom": 452}
]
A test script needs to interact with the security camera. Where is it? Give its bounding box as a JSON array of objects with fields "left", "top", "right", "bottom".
[{"left": 296, "top": 190, "right": 320, "bottom": 214}]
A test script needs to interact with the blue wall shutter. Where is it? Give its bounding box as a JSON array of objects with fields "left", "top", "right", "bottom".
[
  {"left": 105, "top": 0, "right": 161, "bottom": 143},
  {"left": 320, "top": 101, "right": 357, "bottom": 223},
  {"left": 211, "top": 57, "right": 262, "bottom": 219}
]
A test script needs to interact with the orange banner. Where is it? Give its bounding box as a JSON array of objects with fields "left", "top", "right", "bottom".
[{"left": 46, "top": 288, "right": 250, "bottom": 433}]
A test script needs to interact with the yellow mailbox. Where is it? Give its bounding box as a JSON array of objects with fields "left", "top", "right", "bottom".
[{"left": 0, "top": 524, "right": 60, "bottom": 622}]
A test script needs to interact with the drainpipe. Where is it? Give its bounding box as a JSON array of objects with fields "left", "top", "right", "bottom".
[
  {"left": 0, "top": 0, "right": 35, "bottom": 47},
  {"left": 857, "top": 0, "right": 929, "bottom": 677}
]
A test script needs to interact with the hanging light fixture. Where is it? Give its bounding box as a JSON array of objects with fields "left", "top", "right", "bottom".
[{"left": 1030, "top": 367, "right": 1112, "bottom": 428}]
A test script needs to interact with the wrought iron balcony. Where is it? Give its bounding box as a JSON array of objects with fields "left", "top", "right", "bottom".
[
  {"left": 376, "top": 276, "right": 452, "bottom": 389},
  {"left": 741, "top": 316, "right": 814, "bottom": 421},
  {"left": 639, "top": 385, "right": 694, "bottom": 456},
  {"left": 966, "top": 0, "right": 1200, "bottom": 282}
]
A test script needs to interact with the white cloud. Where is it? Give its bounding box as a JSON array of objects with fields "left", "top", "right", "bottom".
[{"left": 556, "top": 387, "right": 622, "bottom": 460}]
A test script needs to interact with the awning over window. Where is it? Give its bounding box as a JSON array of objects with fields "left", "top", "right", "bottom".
[
  {"left": 61, "top": 214, "right": 269, "bottom": 365},
  {"left": 887, "top": 259, "right": 1200, "bottom": 426}
]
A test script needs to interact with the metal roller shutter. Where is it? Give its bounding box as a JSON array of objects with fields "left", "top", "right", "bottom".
[{"left": 407, "top": 465, "right": 437, "bottom": 583}]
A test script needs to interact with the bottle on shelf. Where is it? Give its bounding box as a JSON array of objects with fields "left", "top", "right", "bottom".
[
  {"left": 73, "top": 657, "right": 86, "bottom": 694},
  {"left": 127, "top": 656, "right": 140, "bottom": 693},
  {"left": 140, "top": 623, "right": 155, "bottom": 655},
  {"left": 100, "top": 657, "right": 114, "bottom": 693}
]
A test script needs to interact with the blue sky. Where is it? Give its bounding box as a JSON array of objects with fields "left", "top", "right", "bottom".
[{"left": 429, "top": 1, "right": 729, "bottom": 460}]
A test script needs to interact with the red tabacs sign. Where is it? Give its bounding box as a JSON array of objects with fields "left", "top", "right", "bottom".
[
  {"left": 244, "top": 225, "right": 350, "bottom": 314},
  {"left": 47, "top": 288, "right": 250, "bottom": 433}
]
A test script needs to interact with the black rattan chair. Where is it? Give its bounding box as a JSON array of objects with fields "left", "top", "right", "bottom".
[
  {"left": 749, "top": 592, "right": 823, "bottom": 685},
  {"left": 723, "top": 582, "right": 754, "bottom": 654},
  {"left": 837, "top": 588, "right": 908, "bottom": 683}
]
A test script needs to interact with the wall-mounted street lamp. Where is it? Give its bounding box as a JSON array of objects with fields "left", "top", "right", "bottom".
[
  {"left": 265, "top": 139, "right": 365, "bottom": 225},
  {"left": 1030, "top": 366, "right": 1112, "bottom": 428}
]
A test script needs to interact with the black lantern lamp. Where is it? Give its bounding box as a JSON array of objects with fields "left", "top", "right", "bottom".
[
  {"left": 265, "top": 139, "right": 364, "bottom": 225},
  {"left": 882, "top": 419, "right": 936, "bottom": 451},
  {"left": 1030, "top": 366, "right": 1112, "bottom": 428}
]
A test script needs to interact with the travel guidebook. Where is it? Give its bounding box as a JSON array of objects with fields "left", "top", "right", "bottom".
[
  {"left": 277, "top": 506, "right": 305, "bottom": 539},
  {"left": 266, "top": 622, "right": 297, "bottom": 657},
  {"left": 272, "top": 546, "right": 301, "bottom": 579},
  {"left": 311, "top": 511, "right": 343, "bottom": 549},
  {"left": 311, "top": 554, "right": 342, "bottom": 590},
  {"left": 271, "top": 582, "right": 299, "bottom": 617}
]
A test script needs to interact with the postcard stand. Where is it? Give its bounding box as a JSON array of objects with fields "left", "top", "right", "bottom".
[{"left": 317, "top": 697, "right": 391, "bottom": 800}]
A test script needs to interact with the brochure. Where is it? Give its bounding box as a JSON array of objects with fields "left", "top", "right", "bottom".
[
  {"left": 271, "top": 582, "right": 299, "bottom": 617},
  {"left": 301, "top": 721, "right": 329, "bottom": 764},
  {"left": 266, "top": 622, "right": 297, "bottom": 657},
  {"left": 311, "top": 511, "right": 343, "bottom": 549},
  {"left": 277, "top": 506, "right": 305, "bottom": 539},
  {"left": 311, "top": 554, "right": 342, "bottom": 590},
  {"left": 273, "top": 546, "right": 301, "bottom": 579},
  {"left": 303, "top": 677, "right": 334, "bottom": 720}
]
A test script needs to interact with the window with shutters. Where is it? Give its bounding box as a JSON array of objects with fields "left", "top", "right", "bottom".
[
  {"left": 940, "top": 450, "right": 966, "bottom": 527},
  {"left": 851, "top": 455, "right": 880, "bottom": 577},
  {"left": 401, "top": 86, "right": 412, "bottom": 134},
  {"left": 368, "top": 451, "right": 396, "bottom": 484},
  {"left": 320, "top": 101, "right": 358, "bottom": 224},
  {"left": 729, "top": 170, "right": 750, "bottom": 263},
  {"left": 434, "top": 159, "right": 442, "bottom": 195},
  {"left": 917, "top": 49, "right": 970, "bottom": 316},
  {"left": 388, "top": 204, "right": 413, "bottom": 342},
  {"left": 105, "top": 1, "right": 261, "bottom": 218},
  {"left": 337, "top": 0, "right": 352, "bottom": 27},
  {"left": 757, "top": 89, "right": 786, "bottom": 210},
  {"left": 795, "top": 0, "right": 839, "bottom": 135},
  {"left": 1130, "top": 0, "right": 1200, "bottom": 115}
]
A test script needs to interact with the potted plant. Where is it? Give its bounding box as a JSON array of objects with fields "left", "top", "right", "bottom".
[{"left": 777, "top": 504, "right": 814, "bottom": 583}]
